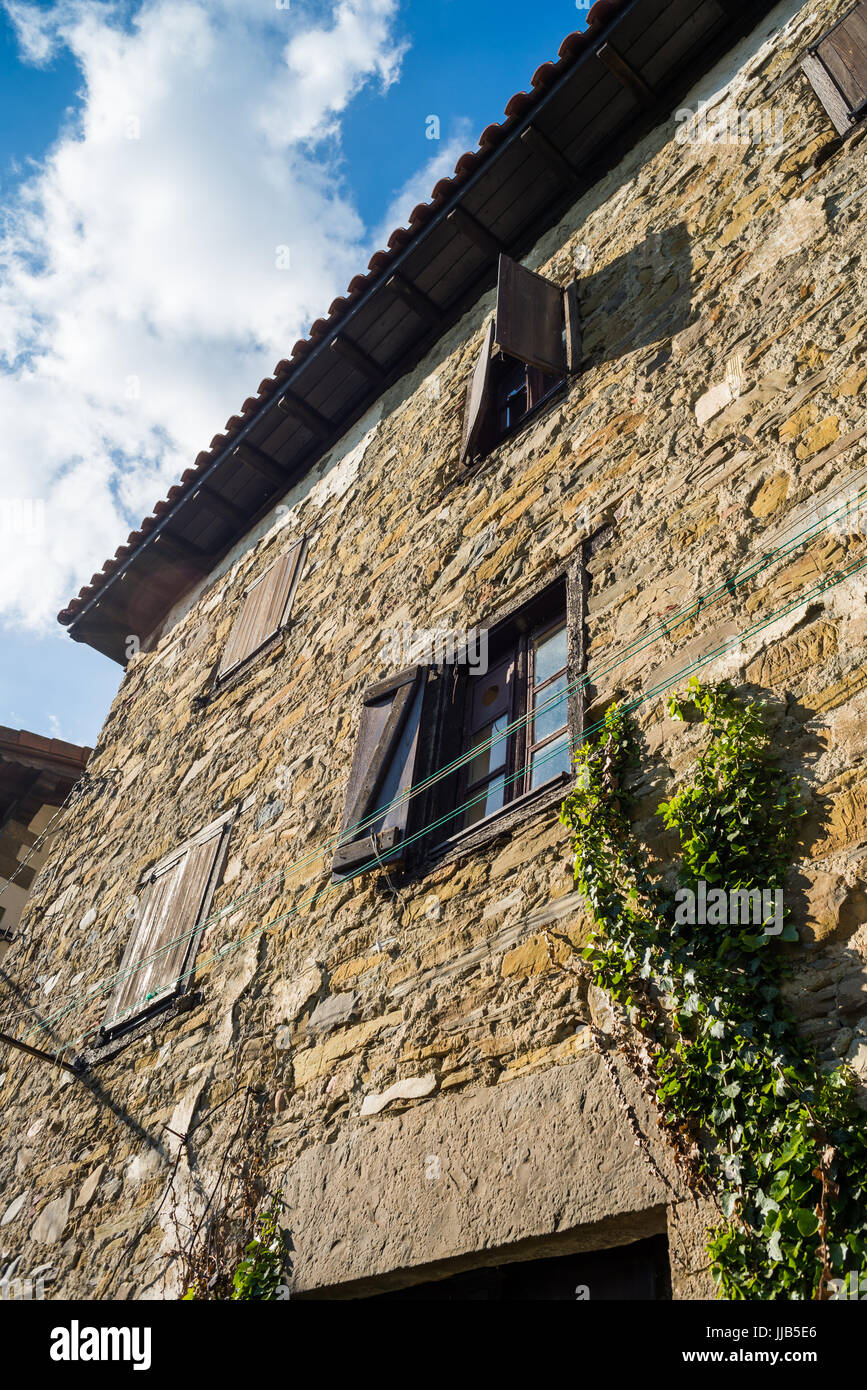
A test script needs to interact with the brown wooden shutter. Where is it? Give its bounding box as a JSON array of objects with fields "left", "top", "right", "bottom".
[
  {"left": 102, "top": 817, "right": 231, "bottom": 1035},
  {"left": 803, "top": 1, "right": 867, "bottom": 135},
  {"left": 332, "top": 666, "right": 426, "bottom": 878},
  {"left": 495, "top": 254, "right": 567, "bottom": 376},
  {"left": 460, "top": 318, "right": 496, "bottom": 462},
  {"left": 218, "top": 538, "right": 306, "bottom": 679}
]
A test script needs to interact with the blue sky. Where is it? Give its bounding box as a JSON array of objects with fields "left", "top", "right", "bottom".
[{"left": 0, "top": 0, "right": 589, "bottom": 748}]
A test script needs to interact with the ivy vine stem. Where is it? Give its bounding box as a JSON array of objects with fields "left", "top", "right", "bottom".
[{"left": 560, "top": 680, "right": 867, "bottom": 1300}]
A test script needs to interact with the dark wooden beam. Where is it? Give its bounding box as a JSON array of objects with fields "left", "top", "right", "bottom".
[
  {"left": 0, "top": 819, "right": 38, "bottom": 851},
  {"left": 116, "top": 559, "right": 181, "bottom": 605},
  {"left": 277, "top": 391, "right": 332, "bottom": 441},
  {"left": 329, "top": 333, "right": 386, "bottom": 386},
  {"left": 195, "top": 484, "right": 250, "bottom": 529},
  {"left": 233, "top": 441, "right": 288, "bottom": 489},
  {"left": 596, "top": 42, "right": 657, "bottom": 109},
  {"left": 520, "top": 126, "right": 581, "bottom": 187},
  {"left": 152, "top": 529, "right": 209, "bottom": 565},
  {"left": 0, "top": 783, "right": 35, "bottom": 837},
  {"left": 0, "top": 850, "right": 35, "bottom": 886},
  {"left": 70, "top": 628, "right": 126, "bottom": 664},
  {"left": 446, "top": 206, "right": 505, "bottom": 262},
  {"left": 70, "top": 616, "right": 138, "bottom": 644},
  {"left": 385, "top": 272, "right": 443, "bottom": 328}
]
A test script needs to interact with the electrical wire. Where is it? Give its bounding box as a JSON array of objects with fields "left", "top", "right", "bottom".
[
  {"left": 22, "top": 537, "right": 867, "bottom": 1056},
  {"left": 8, "top": 491, "right": 866, "bottom": 1041},
  {"left": 15, "top": 470, "right": 865, "bottom": 1034}
]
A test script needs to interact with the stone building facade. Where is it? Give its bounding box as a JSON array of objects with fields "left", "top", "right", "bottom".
[{"left": 2, "top": 0, "right": 867, "bottom": 1300}]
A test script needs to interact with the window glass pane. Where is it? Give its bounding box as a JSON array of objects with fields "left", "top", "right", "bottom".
[
  {"left": 497, "top": 360, "right": 529, "bottom": 434},
  {"left": 527, "top": 366, "right": 562, "bottom": 409},
  {"left": 530, "top": 735, "right": 571, "bottom": 791},
  {"left": 534, "top": 622, "right": 567, "bottom": 688},
  {"left": 532, "top": 673, "right": 568, "bottom": 745},
  {"left": 466, "top": 715, "right": 508, "bottom": 786},
  {"left": 464, "top": 774, "right": 505, "bottom": 827}
]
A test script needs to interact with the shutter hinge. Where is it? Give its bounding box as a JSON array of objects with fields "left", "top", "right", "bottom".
[{"left": 377, "top": 827, "right": 403, "bottom": 853}]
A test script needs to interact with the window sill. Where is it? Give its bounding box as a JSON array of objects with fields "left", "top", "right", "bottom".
[
  {"left": 423, "top": 769, "right": 572, "bottom": 872},
  {"left": 193, "top": 623, "right": 294, "bottom": 709},
  {"left": 85, "top": 989, "right": 204, "bottom": 1065}
]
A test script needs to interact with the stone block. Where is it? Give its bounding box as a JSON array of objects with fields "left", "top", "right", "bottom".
[
  {"left": 30, "top": 1190, "right": 72, "bottom": 1245},
  {"left": 360, "top": 1074, "right": 438, "bottom": 1116},
  {"left": 307, "top": 992, "right": 359, "bottom": 1035},
  {"left": 283, "top": 1055, "right": 679, "bottom": 1295}
]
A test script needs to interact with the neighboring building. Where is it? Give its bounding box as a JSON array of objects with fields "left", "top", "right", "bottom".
[
  {"left": 0, "top": 729, "right": 91, "bottom": 962},
  {"left": 1, "top": 0, "right": 866, "bottom": 1299}
]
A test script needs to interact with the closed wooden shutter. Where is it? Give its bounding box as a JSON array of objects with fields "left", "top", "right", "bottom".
[
  {"left": 332, "top": 667, "right": 426, "bottom": 878},
  {"left": 218, "top": 538, "right": 306, "bottom": 679},
  {"left": 102, "top": 816, "right": 231, "bottom": 1035},
  {"left": 495, "top": 254, "right": 567, "bottom": 376},
  {"left": 803, "top": 2, "right": 867, "bottom": 135},
  {"left": 460, "top": 318, "right": 496, "bottom": 462}
]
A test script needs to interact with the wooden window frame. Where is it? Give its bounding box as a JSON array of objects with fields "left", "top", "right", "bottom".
[
  {"left": 460, "top": 257, "right": 580, "bottom": 469},
  {"left": 453, "top": 612, "right": 571, "bottom": 834},
  {"left": 97, "top": 808, "right": 235, "bottom": 1045},
  {"left": 332, "top": 553, "right": 590, "bottom": 885},
  {"left": 493, "top": 354, "right": 568, "bottom": 441},
  {"left": 417, "top": 559, "right": 586, "bottom": 871},
  {"left": 526, "top": 615, "right": 572, "bottom": 789},
  {"left": 802, "top": 1, "right": 867, "bottom": 140}
]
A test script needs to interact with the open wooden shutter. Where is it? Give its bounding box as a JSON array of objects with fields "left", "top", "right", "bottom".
[
  {"left": 460, "top": 318, "right": 496, "bottom": 463},
  {"left": 102, "top": 816, "right": 231, "bottom": 1035},
  {"left": 495, "top": 254, "right": 567, "bottom": 376},
  {"left": 332, "top": 667, "right": 426, "bottom": 878},
  {"left": 218, "top": 538, "right": 306, "bottom": 679},
  {"left": 803, "top": 1, "right": 867, "bottom": 135}
]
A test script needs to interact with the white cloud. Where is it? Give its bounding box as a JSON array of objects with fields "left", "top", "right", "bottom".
[
  {"left": 371, "top": 119, "right": 474, "bottom": 253},
  {"left": 0, "top": 0, "right": 410, "bottom": 631}
]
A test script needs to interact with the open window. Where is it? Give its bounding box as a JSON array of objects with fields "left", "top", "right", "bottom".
[
  {"left": 438, "top": 580, "right": 576, "bottom": 845},
  {"left": 461, "top": 255, "right": 579, "bottom": 464},
  {"left": 332, "top": 667, "right": 427, "bottom": 880},
  {"left": 217, "top": 537, "right": 306, "bottom": 682},
  {"left": 100, "top": 810, "right": 234, "bottom": 1039},
  {"left": 802, "top": 1, "right": 867, "bottom": 138},
  {"left": 332, "top": 569, "right": 583, "bottom": 881}
]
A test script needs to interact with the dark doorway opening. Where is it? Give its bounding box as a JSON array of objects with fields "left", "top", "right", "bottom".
[{"left": 359, "top": 1233, "right": 671, "bottom": 1301}]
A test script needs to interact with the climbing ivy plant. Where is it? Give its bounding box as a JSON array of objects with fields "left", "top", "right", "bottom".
[
  {"left": 560, "top": 679, "right": 867, "bottom": 1299},
  {"left": 182, "top": 1197, "right": 291, "bottom": 1301},
  {"left": 227, "top": 1199, "right": 291, "bottom": 1301}
]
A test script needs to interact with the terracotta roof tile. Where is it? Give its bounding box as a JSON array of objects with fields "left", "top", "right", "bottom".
[
  {"left": 58, "top": 0, "right": 627, "bottom": 627},
  {"left": 0, "top": 725, "right": 92, "bottom": 771}
]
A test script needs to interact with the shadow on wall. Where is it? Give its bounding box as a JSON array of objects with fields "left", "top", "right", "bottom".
[
  {"left": 578, "top": 220, "right": 695, "bottom": 371},
  {"left": 628, "top": 679, "right": 867, "bottom": 1078},
  {"left": 625, "top": 682, "right": 828, "bottom": 929}
]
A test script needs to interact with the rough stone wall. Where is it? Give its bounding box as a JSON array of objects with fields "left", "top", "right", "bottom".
[{"left": 1, "top": 0, "right": 866, "bottom": 1300}]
